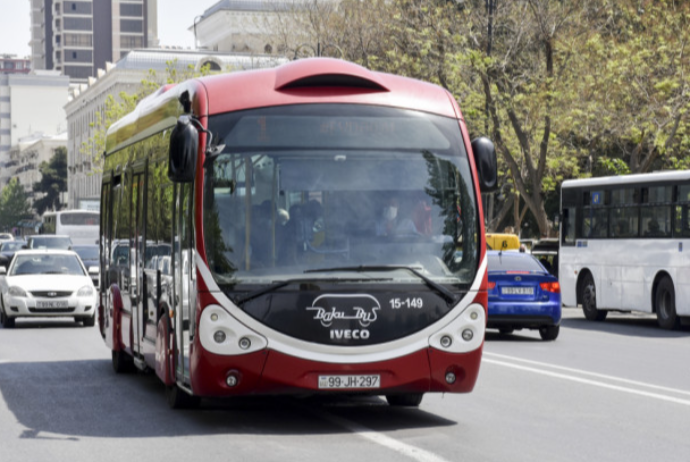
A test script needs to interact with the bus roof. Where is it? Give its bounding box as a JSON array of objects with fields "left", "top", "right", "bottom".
[
  {"left": 105, "top": 58, "right": 463, "bottom": 155},
  {"left": 562, "top": 170, "right": 690, "bottom": 189}
]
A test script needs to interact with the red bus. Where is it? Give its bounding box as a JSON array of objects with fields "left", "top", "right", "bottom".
[{"left": 99, "top": 58, "right": 497, "bottom": 408}]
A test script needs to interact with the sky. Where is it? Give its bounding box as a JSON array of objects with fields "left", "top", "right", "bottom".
[{"left": 0, "top": 0, "right": 222, "bottom": 59}]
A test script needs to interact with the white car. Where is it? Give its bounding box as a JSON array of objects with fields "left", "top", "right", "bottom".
[{"left": 0, "top": 250, "right": 98, "bottom": 328}]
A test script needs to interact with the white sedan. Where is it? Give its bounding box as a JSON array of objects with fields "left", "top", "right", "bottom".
[{"left": 0, "top": 250, "right": 98, "bottom": 328}]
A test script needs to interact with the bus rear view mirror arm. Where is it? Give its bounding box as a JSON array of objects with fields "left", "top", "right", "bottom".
[{"left": 472, "top": 137, "right": 498, "bottom": 193}]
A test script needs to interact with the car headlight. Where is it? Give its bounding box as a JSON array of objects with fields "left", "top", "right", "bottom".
[
  {"left": 8, "top": 286, "right": 27, "bottom": 297},
  {"left": 77, "top": 285, "right": 94, "bottom": 297}
]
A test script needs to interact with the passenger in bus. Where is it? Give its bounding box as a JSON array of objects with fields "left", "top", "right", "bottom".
[
  {"left": 645, "top": 219, "right": 661, "bottom": 237},
  {"left": 376, "top": 197, "right": 399, "bottom": 236}
]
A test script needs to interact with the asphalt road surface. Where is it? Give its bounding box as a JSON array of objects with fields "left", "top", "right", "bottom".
[{"left": 1, "top": 308, "right": 689, "bottom": 462}]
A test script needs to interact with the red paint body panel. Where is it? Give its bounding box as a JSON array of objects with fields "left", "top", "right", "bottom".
[
  {"left": 189, "top": 345, "right": 482, "bottom": 397},
  {"left": 198, "top": 60, "right": 458, "bottom": 120}
]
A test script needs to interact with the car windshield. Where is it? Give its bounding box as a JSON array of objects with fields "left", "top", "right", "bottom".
[
  {"left": 203, "top": 104, "right": 479, "bottom": 293},
  {"left": 488, "top": 253, "right": 544, "bottom": 272},
  {"left": 30, "top": 236, "right": 72, "bottom": 249},
  {"left": 73, "top": 246, "right": 99, "bottom": 260},
  {"left": 0, "top": 241, "right": 24, "bottom": 251},
  {"left": 10, "top": 254, "right": 85, "bottom": 276}
]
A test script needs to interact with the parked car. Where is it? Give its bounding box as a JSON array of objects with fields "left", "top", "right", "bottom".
[
  {"left": 530, "top": 238, "right": 559, "bottom": 278},
  {"left": 486, "top": 250, "right": 561, "bottom": 341},
  {"left": 0, "top": 233, "right": 14, "bottom": 243},
  {"left": 25, "top": 235, "right": 73, "bottom": 250},
  {"left": 71, "top": 244, "right": 100, "bottom": 288},
  {"left": 0, "top": 240, "right": 27, "bottom": 269},
  {"left": 0, "top": 249, "right": 98, "bottom": 328}
]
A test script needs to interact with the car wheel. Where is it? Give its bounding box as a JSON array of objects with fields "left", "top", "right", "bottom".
[
  {"left": 386, "top": 393, "right": 424, "bottom": 407},
  {"left": 655, "top": 277, "right": 680, "bottom": 330},
  {"left": 498, "top": 327, "right": 514, "bottom": 335},
  {"left": 1, "top": 308, "right": 14, "bottom": 328},
  {"left": 82, "top": 316, "right": 95, "bottom": 327},
  {"left": 166, "top": 384, "right": 201, "bottom": 409},
  {"left": 112, "top": 349, "right": 134, "bottom": 374},
  {"left": 539, "top": 325, "right": 559, "bottom": 341},
  {"left": 580, "top": 273, "right": 607, "bottom": 321}
]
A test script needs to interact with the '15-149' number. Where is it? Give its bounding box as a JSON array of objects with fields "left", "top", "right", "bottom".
[{"left": 389, "top": 298, "right": 423, "bottom": 309}]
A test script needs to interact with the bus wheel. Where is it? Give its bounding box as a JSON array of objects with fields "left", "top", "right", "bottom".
[
  {"left": 386, "top": 393, "right": 424, "bottom": 407},
  {"left": 539, "top": 325, "right": 559, "bottom": 341},
  {"left": 580, "top": 273, "right": 607, "bottom": 321},
  {"left": 112, "top": 349, "right": 134, "bottom": 374},
  {"left": 166, "top": 385, "right": 201, "bottom": 410},
  {"left": 655, "top": 277, "right": 680, "bottom": 330}
]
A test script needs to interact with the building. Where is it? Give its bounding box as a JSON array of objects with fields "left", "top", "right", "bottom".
[
  {"left": 29, "top": 0, "right": 159, "bottom": 83},
  {"left": 64, "top": 48, "right": 285, "bottom": 209},
  {"left": 9, "top": 131, "right": 68, "bottom": 202},
  {"left": 0, "top": 71, "right": 70, "bottom": 185},
  {"left": 192, "top": 0, "right": 340, "bottom": 55},
  {"left": 1, "top": 55, "right": 32, "bottom": 75}
]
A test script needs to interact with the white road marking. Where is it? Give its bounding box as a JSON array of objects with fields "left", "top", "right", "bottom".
[
  {"left": 311, "top": 407, "right": 452, "bottom": 462},
  {"left": 483, "top": 354, "right": 690, "bottom": 406},
  {"left": 484, "top": 352, "right": 690, "bottom": 397}
]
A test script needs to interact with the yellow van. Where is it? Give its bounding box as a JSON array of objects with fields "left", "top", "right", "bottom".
[{"left": 485, "top": 233, "right": 521, "bottom": 251}]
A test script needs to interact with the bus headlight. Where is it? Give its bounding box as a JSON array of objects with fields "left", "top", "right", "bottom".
[
  {"left": 462, "top": 329, "right": 474, "bottom": 341},
  {"left": 213, "top": 330, "right": 227, "bottom": 344}
]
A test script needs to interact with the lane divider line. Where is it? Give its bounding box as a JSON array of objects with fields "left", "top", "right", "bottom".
[
  {"left": 484, "top": 352, "right": 690, "bottom": 397},
  {"left": 484, "top": 358, "right": 690, "bottom": 406},
  {"left": 309, "top": 407, "right": 452, "bottom": 462}
]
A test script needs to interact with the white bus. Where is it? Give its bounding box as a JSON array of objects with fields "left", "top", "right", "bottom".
[
  {"left": 559, "top": 170, "right": 690, "bottom": 329},
  {"left": 42, "top": 210, "right": 100, "bottom": 246}
]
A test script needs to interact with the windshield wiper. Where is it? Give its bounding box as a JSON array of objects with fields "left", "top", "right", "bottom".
[
  {"left": 304, "top": 265, "right": 460, "bottom": 304},
  {"left": 233, "top": 276, "right": 393, "bottom": 306}
]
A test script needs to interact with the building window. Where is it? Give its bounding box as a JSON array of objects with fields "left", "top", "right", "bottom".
[
  {"left": 120, "top": 4, "right": 143, "bottom": 17},
  {"left": 120, "top": 36, "right": 143, "bottom": 49},
  {"left": 120, "top": 19, "right": 143, "bottom": 33},
  {"left": 65, "top": 34, "right": 93, "bottom": 47},
  {"left": 64, "top": 17, "right": 93, "bottom": 31}
]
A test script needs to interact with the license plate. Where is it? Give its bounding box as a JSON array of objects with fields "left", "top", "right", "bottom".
[
  {"left": 36, "top": 300, "right": 69, "bottom": 308},
  {"left": 501, "top": 287, "right": 534, "bottom": 295},
  {"left": 318, "top": 375, "right": 381, "bottom": 389}
]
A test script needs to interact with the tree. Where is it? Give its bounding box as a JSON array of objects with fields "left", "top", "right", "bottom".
[
  {"left": 33, "top": 147, "right": 67, "bottom": 216},
  {"left": 0, "top": 178, "right": 32, "bottom": 232}
]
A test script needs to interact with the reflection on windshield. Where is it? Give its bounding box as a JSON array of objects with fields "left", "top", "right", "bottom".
[{"left": 203, "top": 104, "right": 478, "bottom": 290}]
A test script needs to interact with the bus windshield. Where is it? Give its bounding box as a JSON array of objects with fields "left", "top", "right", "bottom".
[{"left": 203, "top": 104, "right": 478, "bottom": 294}]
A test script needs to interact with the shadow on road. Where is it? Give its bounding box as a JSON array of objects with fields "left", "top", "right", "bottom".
[
  {"left": 560, "top": 311, "right": 690, "bottom": 338},
  {"left": 0, "top": 359, "right": 456, "bottom": 440}
]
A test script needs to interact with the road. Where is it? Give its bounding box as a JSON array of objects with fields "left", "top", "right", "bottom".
[{"left": 1, "top": 308, "right": 689, "bottom": 462}]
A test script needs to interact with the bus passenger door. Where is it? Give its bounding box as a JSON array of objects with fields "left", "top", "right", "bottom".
[
  {"left": 131, "top": 172, "right": 145, "bottom": 356},
  {"left": 173, "top": 183, "right": 194, "bottom": 383}
]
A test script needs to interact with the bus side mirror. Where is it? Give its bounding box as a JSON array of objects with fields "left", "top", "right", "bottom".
[
  {"left": 472, "top": 137, "right": 498, "bottom": 193},
  {"left": 168, "top": 115, "right": 198, "bottom": 183}
]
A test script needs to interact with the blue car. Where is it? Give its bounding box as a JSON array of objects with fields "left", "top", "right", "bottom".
[{"left": 487, "top": 250, "right": 561, "bottom": 341}]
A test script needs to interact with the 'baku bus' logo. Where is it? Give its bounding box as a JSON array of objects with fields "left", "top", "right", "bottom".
[{"left": 307, "top": 294, "right": 381, "bottom": 328}]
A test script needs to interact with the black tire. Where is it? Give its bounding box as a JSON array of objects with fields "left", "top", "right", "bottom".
[
  {"left": 1, "top": 309, "right": 15, "bottom": 328},
  {"left": 498, "top": 327, "right": 514, "bottom": 335},
  {"left": 385, "top": 393, "right": 424, "bottom": 407},
  {"left": 580, "top": 273, "right": 607, "bottom": 321},
  {"left": 166, "top": 385, "right": 201, "bottom": 409},
  {"left": 112, "top": 349, "right": 134, "bottom": 374},
  {"left": 655, "top": 277, "right": 680, "bottom": 330},
  {"left": 82, "top": 316, "right": 95, "bottom": 327},
  {"left": 539, "top": 325, "right": 559, "bottom": 341}
]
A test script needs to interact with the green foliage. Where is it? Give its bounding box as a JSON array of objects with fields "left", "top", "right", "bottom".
[
  {"left": 0, "top": 178, "right": 32, "bottom": 231},
  {"left": 32, "top": 147, "right": 67, "bottom": 216}
]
